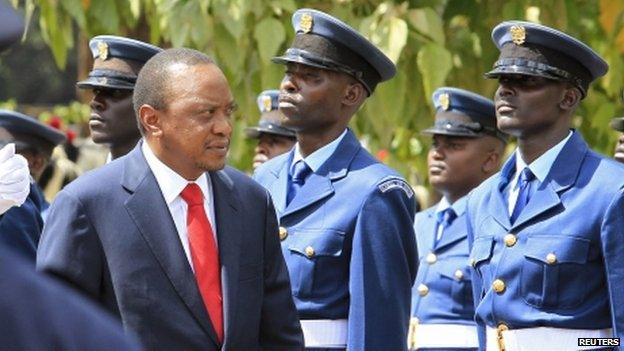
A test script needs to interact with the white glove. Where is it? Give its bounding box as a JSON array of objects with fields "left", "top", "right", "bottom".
[{"left": 0, "top": 143, "right": 30, "bottom": 215}]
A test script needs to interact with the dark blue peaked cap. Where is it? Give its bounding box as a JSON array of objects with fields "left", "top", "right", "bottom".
[
  {"left": 0, "top": 1, "right": 24, "bottom": 52},
  {"left": 273, "top": 8, "right": 396, "bottom": 95},
  {"left": 77, "top": 35, "right": 162, "bottom": 90},
  {"left": 423, "top": 87, "right": 508, "bottom": 142},
  {"left": 0, "top": 110, "right": 66, "bottom": 147},
  {"left": 486, "top": 21, "right": 608, "bottom": 98},
  {"left": 245, "top": 90, "right": 296, "bottom": 139}
]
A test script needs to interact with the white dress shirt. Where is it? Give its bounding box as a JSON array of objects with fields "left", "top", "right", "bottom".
[
  {"left": 141, "top": 141, "right": 217, "bottom": 270},
  {"left": 506, "top": 130, "right": 573, "bottom": 215},
  {"left": 434, "top": 196, "right": 467, "bottom": 241}
]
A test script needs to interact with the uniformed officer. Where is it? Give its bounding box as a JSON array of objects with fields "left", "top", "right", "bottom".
[
  {"left": 409, "top": 88, "right": 507, "bottom": 351},
  {"left": 77, "top": 35, "right": 161, "bottom": 160},
  {"left": 466, "top": 21, "right": 624, "bottom": 351},
  {"left": 245, "top": 90, "right": 296, "bottom": 169},
  {"left": 610, "top": 117, "right": 624, "bottom": 163},
  {"left": 0, "top": 110, "right": 66, "bottom": 261},
  {"left": 254, "top": 8, "right": 418, "bottom": 351}
]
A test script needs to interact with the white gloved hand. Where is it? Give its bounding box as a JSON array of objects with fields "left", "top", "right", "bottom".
[{"left": 0, "top": 143, "right": 30, "bottom": 215}]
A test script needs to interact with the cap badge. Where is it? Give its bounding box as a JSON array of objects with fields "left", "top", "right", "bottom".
[
  {"left": 510, "top": 25, "right": 526, "bottom": 45},
  {"left": 438, "top": 93, "right": 450, "bottom": 111},
  {"left": 97, "top": 41, "right": 109, "bottom": 60},
  {"left": 300, "top": 13, "right": 314, "bottom": 34},
  {"left": 262, "top": 95, "right": 272, "bottom": 112}
]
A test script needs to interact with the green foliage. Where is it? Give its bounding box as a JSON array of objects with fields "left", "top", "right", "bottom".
[{"left": 24, "top": 0, "right": 624, "bottom": 196}]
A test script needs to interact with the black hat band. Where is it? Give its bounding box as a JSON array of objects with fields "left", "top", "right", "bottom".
[
  {"left": 430, "top": 119, "right": 508, "bottom": 142},
  {"left": 487, "top": 58, "right": 585, "bottom": 95}
]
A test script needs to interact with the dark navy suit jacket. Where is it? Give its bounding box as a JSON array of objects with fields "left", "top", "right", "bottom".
[
  {"left": 0, "top": 183, "right": 44, "bottom": 263},
  {"left": 0, "top": 247, "right": 140, "bottom": 350},
  {"left": 37, "top": 144, "right": 304, "bottom": 351}
]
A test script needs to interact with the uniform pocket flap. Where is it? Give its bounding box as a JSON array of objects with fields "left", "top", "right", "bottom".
[
  {"left": 470, "top": 236, "right": 494, "bottom": 265},
  {"left": 287, "top": 228, "right": 346, "bottom": 258},
  {"left": 524, "top": 235, "right": 590, "bottom": 264}
]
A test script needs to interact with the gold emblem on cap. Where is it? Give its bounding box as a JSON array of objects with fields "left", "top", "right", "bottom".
[
  {"left": 299, "top": 13, "right": 314, "bottom": 34},
  {"left": 262, "top": 95, "right": 272, "bottom": 112},
  {"left": 510, "top": 25, "right": 526, "bottom": 45},
  {"left": 97, "top": 41, "right": 109, "bottom": 60},
  {"left": 438, "top": 93, "right": 450, "bottom": 111}
]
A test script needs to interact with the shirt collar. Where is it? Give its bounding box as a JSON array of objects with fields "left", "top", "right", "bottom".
[
  {"left": 291, "top": 129, "right": 348, "bottom": 175},
  {"left": 514, "top": 130, "right": 573, "bottom": 183},
  {"left": 141, "top": 140, "right": 211, "bottom": 205},
  {"left": 435, "top": 195, "right": 467, "bottom": 217}
]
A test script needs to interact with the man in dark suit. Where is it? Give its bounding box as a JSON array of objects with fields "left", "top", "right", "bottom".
[{"left": 37, "top": 47, "right": 304, "bottom": 351}]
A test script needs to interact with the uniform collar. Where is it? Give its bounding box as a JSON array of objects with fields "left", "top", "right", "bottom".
[
  {"left": 435, "top": 195, "right": 467, "bottom": 217},
  {"left": 291, "top": 128, "right": 348, "bottom": 174},
  {"left": 513, "top": 130, "right": 573, "bottom": 184}
]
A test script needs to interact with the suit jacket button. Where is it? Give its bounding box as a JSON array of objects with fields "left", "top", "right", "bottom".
[
  {"left": 305, "top": 246, "right": 315, "bottom": 258},
  {"left": 492, "top": 279, "right": 506, "bottom": 293},
  {"left": 504, "top": 233, "right": 517, "bottom": 247},
  {"left": 426, "top": 252, "right": 437, "bottom": 264},
  {"left": 546, "top": 253, "right": 557, "bottom": 265},
  {"left": 417, "top": 284, "right": 429, "bottom": 296},
  {"left": 278, "top": 226, "right": 288, "bottom": 241}
]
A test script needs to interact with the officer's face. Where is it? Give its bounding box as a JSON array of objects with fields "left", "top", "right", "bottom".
[
  {"left": 428, "top": 134, "right": 493, "bottom": 197},
  {"left": 495, "top": 74, "right": 567, "bottom": 138},
  {"left": 253, "top": 133, "right": 296, "bottom": 169},
  {"left": 614, "top": 134, "right": 624, "bottom": 163},
  {"left": 150, "top": 63, "right": 235, "bottom": 180},
  {"left": 278, "top": 63, "right": 350, "bottom": 132},
  {"left": 88, "top": 87, "right": 137, "bottom": 146}
]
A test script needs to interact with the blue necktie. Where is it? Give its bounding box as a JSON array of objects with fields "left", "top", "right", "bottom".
[
  {"left": 287, "top": 160, "right": 311, "bottom": 206},
  {"left": 510, "top": 167, "right": 536, "bottom": 224},
  {"left": 435, "top": 207, "right": 457, "bottom": 245}
]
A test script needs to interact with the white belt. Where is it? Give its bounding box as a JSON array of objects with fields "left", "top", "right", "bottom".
[
  {"left": 486, "top": 326, "right": 613, "bottom": 351},
  {"left": 409, "top": 323, "right": 479, "bottom": 349},
  {"left": 301, "top": 319, "right": 348, "bottom": 348}
]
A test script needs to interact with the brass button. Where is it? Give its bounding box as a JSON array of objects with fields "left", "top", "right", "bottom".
[
  {"left": 304, "top": 246, "right": 315, "bottom": 258},
  {"left": 497, "top": 323, "right": 509, "bottom": 332},
  {"left": 504, "top": 233, "right": 517, "bottom": 247},
  {"left": 546, "top": 253, "right": 557, "bottom": 265},
  {"left": 278, "top": 227, "right": 288, "bottom": 241},
  {"left": 426, "top": 252, "right": 437, "bottom": 264},
  {"left": 492, "top": 279, "right": 506, "bottom": 293},
  {"left": 417, "top": 284, "right": 429, "bottom": 296},
  {"left": 454, "top": 269, "right": 464, "bottom": 280}
]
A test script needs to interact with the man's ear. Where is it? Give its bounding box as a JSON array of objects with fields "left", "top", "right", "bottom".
[
  {"left": 342, "top": 80, "right": 366, "bottom": 107},
  {"left": 139, "top": 105, "right": 163, "bottom": 138},
  {"left": 559, "top": 85, "right": 581, "bottom": 111}
]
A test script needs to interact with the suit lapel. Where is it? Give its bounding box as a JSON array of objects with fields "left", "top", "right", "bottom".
[
  {"left": 210, "top": 169, "right": 241, "bottom": 345},
  {"left": 512, "top": 132, "right": 587, "bottom": 229},
  {"left": 266, "top": 153, "right": 292, "bottom": 216},
  {"left": 121, "top": 145, "right": 220, "bottom": 347},
  {"left": 415, "top": 210, "right": 436, "bottom": 256},
  {"left": 281, "top": 129, "right": 360, "bottom": 218},
  {"left": 488, "top": 154, "right": 515, "bottom": 230}
]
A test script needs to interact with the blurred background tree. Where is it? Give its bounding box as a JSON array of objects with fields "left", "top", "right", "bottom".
[{"left": 4, "top": 0, "right": 624, "bottom": 205}]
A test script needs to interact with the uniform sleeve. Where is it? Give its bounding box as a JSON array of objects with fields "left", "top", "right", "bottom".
[
  {"left": 600, "top": 188, "right": 624, "bottom": 350},
  {"left": 259, "top": 191, "right": 305, "bottom": 350},
  {"left": 348, "top": 179, "right": 418, "bottom": 351},
  {"left": 36, "top": 190, "right": 104, "bottom": 299},
  {"left": 465, "top": 192, "right": 487, "bottom": 351},
  {"left": 0, "top": 196, "right": 42, "bottom": 263}
]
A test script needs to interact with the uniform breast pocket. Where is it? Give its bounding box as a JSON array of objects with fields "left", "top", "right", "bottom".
[
  {"left": 438, "top": 265, "right": 473, "bottom": 315},
  {"left": 285, "top": 228, "right": 346, "bottom": 298},
  {"left": 469, "top": 236, "right": 494, "bottom": 279},
  {"left": 521, "top": 235, "right": 590, "bottom": 309}
]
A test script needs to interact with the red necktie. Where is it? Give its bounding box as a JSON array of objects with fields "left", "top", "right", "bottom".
[{"left": 180, "top": 183, "right": 223, "bottom": 343}]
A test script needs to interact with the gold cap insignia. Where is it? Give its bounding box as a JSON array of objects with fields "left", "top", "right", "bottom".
[
  {"left": 438, "top": 93, "right": 450, "bottom": 111},
  {"left": 97, "top": 41, "right": 109, "bottom": 60},
  {"left": 510, "top": 25, "right": 526, "bottom": 45},
  {"left": 261, "top": 95, "right": 272, "bottom": 112},
  {"left": 299, "top": 13, "right": 313, "bottom": 34}
]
